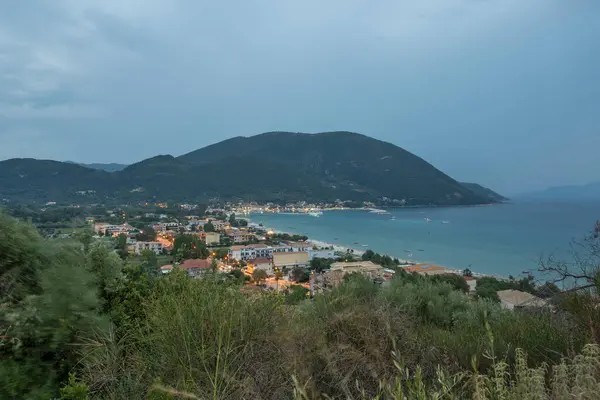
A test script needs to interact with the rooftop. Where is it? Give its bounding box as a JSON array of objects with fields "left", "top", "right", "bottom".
[
  {"left": 403, "top": 264, "right": 452, "bottom": 276},
  {"left": 497, "top": 290, "right": 547, "bottom": 307}
]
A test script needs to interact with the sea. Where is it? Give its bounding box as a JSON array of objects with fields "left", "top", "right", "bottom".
[{"left": 250, "top": 201, "right": 600, "bottom": 279}]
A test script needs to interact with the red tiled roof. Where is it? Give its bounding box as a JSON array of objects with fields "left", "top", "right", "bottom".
[{"left": 179, "top": 258, "right": 211, "bottom": 270}]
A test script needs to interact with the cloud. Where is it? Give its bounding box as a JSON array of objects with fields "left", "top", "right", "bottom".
[{"left": 0, "top": 0, "right": 599, "bottom": 193}]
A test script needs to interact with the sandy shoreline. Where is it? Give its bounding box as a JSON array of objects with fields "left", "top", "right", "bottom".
[{"left": 252, "top": 220, "right": 504, "bottom": 279}]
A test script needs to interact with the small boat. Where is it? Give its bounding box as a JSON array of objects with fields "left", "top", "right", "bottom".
[
  {"left": 390, "top": 216, "right": 396, "bottom": 220},
  {"left": 521, "top": 270, "right": 530, "bottom": 275},
  {"left": 417, "top": 249, "right": 424, "bottom": 252},
  {"left": 353, "top": 242, "right": 359, "bottom": 244},
  {"left": 441, "top": 220, "right": 450, "bottom": 224},
  {"left": 362, "top": 244, "right": 369, "bottom": 247},
  {"left": 425, "top": 218, "right": 432, "bottom": 222},
  {"left": 404, "top": 250, "right": 411, "bottom": 253},
  {"left": 334, "top": 237, "right": 339, "bottom": 240},
  {"left": 308, "top": 211, "right": 323, "bottom": 217}
]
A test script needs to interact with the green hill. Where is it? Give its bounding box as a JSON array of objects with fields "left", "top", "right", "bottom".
[
  {"left": 460, "top": 182, "right": 508, "bottom": 202},
  {"left": 0, "top": 131, "right": 493, "bottom": 205}
]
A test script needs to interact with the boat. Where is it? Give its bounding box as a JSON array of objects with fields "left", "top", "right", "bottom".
[
  {"left": 353, "top": 242, "right": 359, "bottom": 244},
  {"left": 369, "top": 208, "right": 389, "bottom": 214},
  {"left": 441, "top": 220, "right": 450, "bottom": 224},
  {"left": 425, "top": 218, "right": 432, "bottom": 222},
  {"left": 417, "top": 249, "right": 424, "bottom": 252},
  {"left": 362, "top": 244, "right": 369, "bottom": 247},
  {"left": 308, "top": 211, "right": 323, "bottom": 217},
  {"left": 404, "top": 250, "right": 411, "bottom": 253},
  {"left": 390, "top": 216, "right": 396, "bottom": 220}
]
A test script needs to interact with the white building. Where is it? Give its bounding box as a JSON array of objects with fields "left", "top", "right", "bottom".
[
  {"left": 309, "top": 248, "right": 335, "bottom": 259},
  {"left": 229, "top": 244, "right": 272, "bottom": 261},
  {"left": 132, "top": 241, "right": 164, "bottom": 255}
]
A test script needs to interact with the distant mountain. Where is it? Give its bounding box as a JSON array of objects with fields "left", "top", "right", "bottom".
[
  {"left": 459, "top": 182, "right": 508, "bottom": 202},
  {"left": 1, "top": 131, "right": 494, "bottom": 205},
  {"left": 65, "top": 161, "right": 128, "bottom": 172},
  {"left": 516, "top": 181, "right": 600, "bottom": 201}
]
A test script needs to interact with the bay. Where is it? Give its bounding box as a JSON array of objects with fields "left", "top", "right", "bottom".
[{"left": 250, "top": 201, "right": 600, "bottom": 278}]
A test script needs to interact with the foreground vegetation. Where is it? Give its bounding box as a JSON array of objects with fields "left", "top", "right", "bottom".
[{"left": 1, "top": 212, "right": 600, "bottom": 399}]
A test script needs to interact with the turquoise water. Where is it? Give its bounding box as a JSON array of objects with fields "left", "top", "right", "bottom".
[{"left": 251, "top": 202, "right": 600, "bottom": 278}]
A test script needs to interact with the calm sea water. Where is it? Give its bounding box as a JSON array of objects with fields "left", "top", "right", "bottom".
[{"left": 250, "top": 202, "right": 600, "bottom": 278}]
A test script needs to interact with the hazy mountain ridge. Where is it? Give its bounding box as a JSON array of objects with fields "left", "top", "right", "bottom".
[
  {"left": 516, "top": 181, "right": 600, "bottom": 201},
  {"left": 1, "top": 131, "right": 498, "bottom": 205},
  {"left": 65, "top": 161, "right": 128, "bottom": 172}
]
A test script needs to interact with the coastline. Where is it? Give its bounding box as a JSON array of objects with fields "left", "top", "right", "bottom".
[{"left": 250, "top": 215, "right": 508, "bottom": 280}]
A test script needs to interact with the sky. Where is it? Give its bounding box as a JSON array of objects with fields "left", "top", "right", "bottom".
[{"left": 1, "top": 0, "right": 599, "bottom": 195}]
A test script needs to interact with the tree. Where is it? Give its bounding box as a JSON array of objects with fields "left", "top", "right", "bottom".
[
  {"left": 140, "top": 249, "right": 158, "bottom": 275},
  {"left": 462, "top": 268, "right": 473, "bottom": 277},
  {"left": 136, "top": 225, "right": 157, "bottom": 242},
  {"left": 310, "top": 257, "right": 334, "bottom": 273},
  {"left": 362, "top": 249, "right": 375, "bottom": 261},
  {"left": 285, "top": 285, "right": 309, "bottom": 304},
  {"left": 116, "top": 233, "right": 128, "bottom": 259},
  {"left": 537, "top": 281, "right": 561, "bottom": 299},
  {"left": 74, "top": 229, "right": 94, "bottom": 253},
  {"left": 431, "top": 274, "right": 470, "bottom": 293},
  {"left": 229, "top": 213, "right": 236, "bottom": 225},
  {"left": 290, "top": 266, "right": 309, "bottom": 283},
  {"left": 204, "top": 221, "right": 216, "bottom": 232},
  {"left": 252, "top": 269, "right": 267, "bottom": 284},
  {"left": 172, "top": 234, "right": 209, "bottom": 260}
]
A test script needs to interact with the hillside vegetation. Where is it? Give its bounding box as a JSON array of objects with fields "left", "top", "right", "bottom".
[
  {"left": 0, "top": 132, "right": 495, "bottom": 205},
  {"left": 2, "top": 212, "right": 600, "bottom": 399}
]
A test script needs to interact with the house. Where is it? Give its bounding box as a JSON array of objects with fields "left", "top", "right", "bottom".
[
  {"left": 273, "top": 251, "right": 309, "bottom": 269},
  {"left": 229, "top": 244, "right": 272, "bottom": 261},
  {"left": 310, "top": 261, "right": 385, "bottom": 296},
  {"left": 309, "top": 248, "right": 335, "bottom": 260},
  {"left": 204, "top": 231, "right": 221, "bottom": 245},
  {"left": 497, "top": 290, "right": 548, "bottom": 310},
  {"left": 132, "top": 241, "right": 164, "bottom": 255},
  {"left": 180, "top": 258, "right": 213, "bottom": 277},
  {"left": 272, "top": 241, "right": 313, "bottom": 253},
  {"left": 225, "top": 229, "right": 255, "bottom": 244},
  {"left": 247, "top": 258, "right": 275, "bottom": 275},
  {"left": 159, "top": 265, "right": 174, "bottom": 274},
  {"left": 464, "top": 276, "right": 477, "bottom": 292}
]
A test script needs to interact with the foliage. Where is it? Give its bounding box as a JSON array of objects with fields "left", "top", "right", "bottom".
[
  {"left": 430, "top": 273, "right": 470, "bottom": 293},
  {"left": 362, "top": 249, "right": 400, "bottom": 267},
  {"left": 136, "top": 225, "right": 157, "bottom": 242},
  {"left": 203, "top": 221, "right": 216, "bottom": 232},
  {"left": 0, "top": 213, "right": 109, "bottom": 399},
  {"left": 289, "top": 266, "right": 310, "bottom": 282},
  {"left": 172, "top": 234, "right": 209, "bottom": 261},
  {"left": 309, "top": 257, "right": 334, "bottom": 273},
  {"left": 252, "top": 268, "right": 268, "bottom": 284}
]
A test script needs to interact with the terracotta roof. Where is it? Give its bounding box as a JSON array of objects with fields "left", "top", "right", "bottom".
[
  {"left": 403, "top": 264, "right": 451, "bottom": 275},
  {"left": 179, "top": 258, "right": 212, "bottom": 270}
]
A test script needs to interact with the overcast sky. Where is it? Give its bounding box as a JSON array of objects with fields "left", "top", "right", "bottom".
[{"left": 1, "top": 0, "right": 599, "bottom": 195}]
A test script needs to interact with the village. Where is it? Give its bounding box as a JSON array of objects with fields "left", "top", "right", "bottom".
[{"left": 89, "top": 205, "right": 551, "bottom": 311}]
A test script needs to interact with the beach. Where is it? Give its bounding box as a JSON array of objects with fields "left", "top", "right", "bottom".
[{"left": 249, "top": 202, "right": 600, "bottom": 279}]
